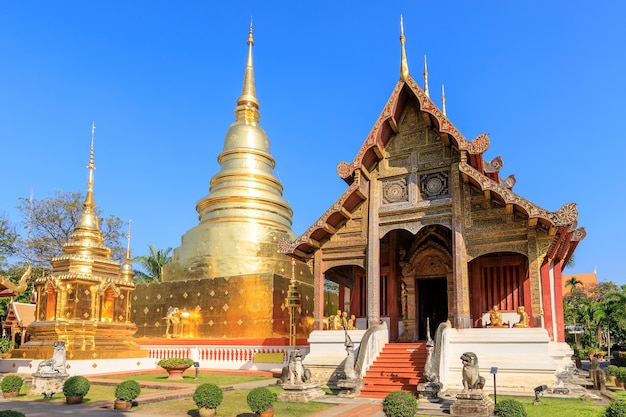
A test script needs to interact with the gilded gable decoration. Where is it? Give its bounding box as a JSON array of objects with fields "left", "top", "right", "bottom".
[
  {"left": 382, "top": 178, "right": 409, "bottom": 204},
  {"left": 419, "top": 171, "right": 449, "bottom": 199}
]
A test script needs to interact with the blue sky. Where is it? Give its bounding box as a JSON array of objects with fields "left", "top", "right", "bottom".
[{"left": 1, "top": 2, "right": 624, "bottom": 284}]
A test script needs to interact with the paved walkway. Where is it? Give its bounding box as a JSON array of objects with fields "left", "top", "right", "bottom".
[{"left": 0, "top": 369, "right": 603, "bottom": 417}]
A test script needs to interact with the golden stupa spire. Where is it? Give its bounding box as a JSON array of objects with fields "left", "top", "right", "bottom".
[
  {"left": 400, "top": 15, "right": 409, "bottom": 81},
  {"left": 235, "top": 18, "right": 260, "bottom": 123},
  {"left": 120, "top": 220, "right": 134, "bottom": 281},
  {"left": 76, "top": 122, "right": 100, "bottom": 231},
  {"left": 442, "top": 84, "right": 447, "bottom": 116},
  {"left": 125, "top": 220, "right": 132, "bottom": 261},
  {"left": 85, "top": 121, "right": 96, "bottom": 211},
  {"left": 423, "top": 55, "right": 430, "bottom": 97}
]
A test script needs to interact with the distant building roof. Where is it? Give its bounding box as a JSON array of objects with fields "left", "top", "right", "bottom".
[{"left": 562, "top": 272, "right": 597, "bottom": 294}]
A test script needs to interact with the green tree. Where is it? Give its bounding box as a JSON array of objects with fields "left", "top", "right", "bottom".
[
  {"left": 16, "top": 190, "right": 125, "bottom": 267},
  {"left": 565, "top": 276, "right": 583, "bottom": 294},
  {"left": 0, "top": 214, "right": 18, "bottom": 267},
  {"left": 133, "top": 245, "right": 172, "bottom": 283}
]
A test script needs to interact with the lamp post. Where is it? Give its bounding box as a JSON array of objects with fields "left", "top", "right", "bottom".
[{"left": 286, "top": 259, "right": 301, "bottom": 346}]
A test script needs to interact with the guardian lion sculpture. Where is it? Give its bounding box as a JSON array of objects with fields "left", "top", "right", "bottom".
[
  {"left": 460, "top": 351, "right": 485, "bottom": 391},
  {"left": 35, "top": 341, "right": 68, "bottom": 376}
]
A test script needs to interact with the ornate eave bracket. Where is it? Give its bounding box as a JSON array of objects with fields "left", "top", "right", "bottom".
[
  {"left": 459, "top": 161, "right": 578, "bottom": 227},
  {"left": 0, "top": 264, "right": 31, "bottom": 294},
  {"left": 570, "top": 227, "right": 586, "bottom": 242}
]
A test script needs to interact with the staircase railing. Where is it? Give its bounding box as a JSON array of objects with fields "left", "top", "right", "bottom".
[{"left": 354, "top": 321, "right": 389, "bottom": 378}]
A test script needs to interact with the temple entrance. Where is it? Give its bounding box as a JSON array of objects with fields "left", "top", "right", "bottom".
[{"left": 416, "top": 277, "right": 448, "bottom": 340}]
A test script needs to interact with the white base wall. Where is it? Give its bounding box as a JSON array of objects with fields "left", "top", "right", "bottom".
[{"left": 441, "top": 327, "right": 569, "bottom": 393}]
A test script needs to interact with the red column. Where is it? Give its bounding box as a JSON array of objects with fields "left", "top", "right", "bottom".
[
  {"left": 553, "top": 263, "right": 565, "bottom": 342},
  {"left": 540, "top": 262, "right": 553, "bottom": 340}
]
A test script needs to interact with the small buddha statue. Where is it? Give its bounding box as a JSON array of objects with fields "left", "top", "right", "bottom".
[
  {"left": 512, "top": 305, "right": 529, "bottom": 328},
  {"left": 488, "top": 305, "right": 504, "bottom": 328},
  {"left": 331, "top": 310, "right": 343, "bottom": 330},
  {"left": 348, "top": 314, "right": 356, "bottom": 330}
]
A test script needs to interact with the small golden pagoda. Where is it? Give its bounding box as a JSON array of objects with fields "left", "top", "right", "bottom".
[{"left": 13, "top": 124, "right": 146, "bottom": 360}]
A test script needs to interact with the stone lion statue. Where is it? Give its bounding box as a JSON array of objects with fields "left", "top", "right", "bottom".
[
  {"left": 460, "top": 352, "right": 485, "bottom": 391},
  {"left": 35, "top": 341, "right": 68, "bottom": 375},
  {"left": 280, "top": 348, "right": 311, "bottom": 385}
]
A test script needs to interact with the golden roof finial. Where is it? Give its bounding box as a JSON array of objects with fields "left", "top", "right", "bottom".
[
  {"left": 236, "top": 18, "right": 260, "bottom": 123},
  {"left": 84, "top": 121, "right": 96, "bottom": 211},
  {"left": 399, "top": 15, "right": 409, "bottom": 81},
  {"left": 442, "top": 84, "right": 447, "bottom": 116},
  {"left": 125, "top": 220, "right": 132, "bottom": 261},
  {"left": 120, "top": 219, "right": 134, "bottom": 280},
  {"left": 423, "top": 55, "right": 430, "bottom": 98},
  {"left": 75, "top": 122, "right": 101, "bottom": 232}
]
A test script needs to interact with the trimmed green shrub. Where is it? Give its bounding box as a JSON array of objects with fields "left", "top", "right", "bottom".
[
  {"left": 605, "top": 401, "right": 626, "bottom": 417},
  {"left": 62, "top": 375, "right": 90, "bottom": 397},
  {"left": 246, "top": 386, "right": 276, "bottom": 413},
  {"left": 193, "top": 383, "right": 223, "bottom": 409},
  {"left": 157, "top": 358, "right": 194, "bottom": 367},
  {"left": 0, "top": 339, "right": 14, "bottom": 354},
  {"left": 115, "top": 380, "right": 141, "bottom": 401},
  {"left": 616, "top": 368, "right": 626, "bottom": 383},
  {"left": 0, "top": 411, "right": 26, "bottom": 417},
  {"left": 606, "top": 365, "right": 619, "bottom": 377},
  {"left": 493, "top": 398, "right": 527, "bottom": 417},
  {"left": 382, "top": 391, "right": 418, "bottom": 417},
  {"left": 0, "top": 375, "right": 23, "bottom": 393}
]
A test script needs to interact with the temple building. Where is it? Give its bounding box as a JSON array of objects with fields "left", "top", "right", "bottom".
[
  {"left": 279, "top": 20, "right": 585, "bottom": 346},
  {"left": 12, "top": 125, "right": 145, "bottom": 360},
  {"left": 129, "top": 24, "right": 323, "bottom": 341}
]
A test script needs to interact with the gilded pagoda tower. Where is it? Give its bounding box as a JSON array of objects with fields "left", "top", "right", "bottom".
[
  {"left": 130, "top": 25, "right": 320, "bottom": 340},
  {"left": 13, "top": 125, "right": 145, "bottom": 360},
  {"left": 163, "top": 23, "right": 300, "bottom": 282}
]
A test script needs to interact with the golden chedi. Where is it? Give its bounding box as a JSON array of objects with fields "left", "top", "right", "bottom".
[
  {"left": 13, "top": 125, "right": 146, "bottom": 360},
  {"left": 163, "top": 23, "right": 298, "bottom": 282},
  {"left": 131, "top": 24, "right": 317, "bottom": 340}
]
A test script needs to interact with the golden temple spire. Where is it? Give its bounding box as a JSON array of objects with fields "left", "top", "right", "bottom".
[
  {"left": 400, "top": 15, "right": 409, "bottom": 81},
  {"left": 235, "top": 18, "right": 260, "bottom": 123},
  {"left": 423, "top": 55, "right": 430, "bottom": 97},
  {"left": 120, "top": 220, "right": 134, "bottom": 281},
  {"left": 125, "top": 220, "right": 132, "bottom": 261},
  {"left": 442, "top": 84, "right": 447, "bottom": 116},
  {"left": 84, "top": 121, "right": 96, "bottom": 211},
  {"left": 76, "top": 122, "right": 100, "bottom": 231}
]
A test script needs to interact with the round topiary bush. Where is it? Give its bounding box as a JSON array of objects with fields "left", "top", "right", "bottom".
[
  {"left": 62, "top": 375, "right": 91, "bottom": 397},
  {"left": 193, "top": 383, "right": 223, "bottom": 410},
  {"left": 0, "top": 411, "right": 26, "bottom": 417},
  {"left": 493, "top": 398, "right": 527, "bottom": 417},
  {"left": 382, "top": 391, "right": 418, "bottom": 417},
  {"left": 605, "top": 401, "right": 626, "bottom": 417},
  {"left": 115, "top": 380, "right": 141, "bottom": 401},
  {"left": 617, "top": 368, "right": 626, "bottom": 383},
  {"left": 246, "top": 386, "right": 276, "bottom": 413},
  {"left": 607, "top": 365, "right": 619, "bottom": 377},
  {"left": 0, "top": 375, "right": 24, "bottom": 393},
  {"left": 157, "top": 358, "right": 194, "bottom": 367}
]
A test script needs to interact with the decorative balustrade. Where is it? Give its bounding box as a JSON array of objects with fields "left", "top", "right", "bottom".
[{"left": 143, "top": 345, "right": 307, "bottom": 371}]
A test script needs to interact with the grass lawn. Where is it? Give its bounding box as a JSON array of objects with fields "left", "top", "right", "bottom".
[
  {"left": 104, "top": 372, "right": 272, "bottom": 386},
  {"left": 492, "top": 395, "right": 605, "bottom": 417},
  {"left": 10, "top": 384, "right": 159, "bottom": 403},
  {"left": 132, "top": 386, "right": 335, "bottom": 416}
]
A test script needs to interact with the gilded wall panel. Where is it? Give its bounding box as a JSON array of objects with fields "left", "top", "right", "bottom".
[{"left": 130, "top": 273, "right": 316, "bottom": 340}]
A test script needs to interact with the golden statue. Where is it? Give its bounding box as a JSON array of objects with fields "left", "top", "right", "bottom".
[
  {"left": 331, "top": 310, "right": 343, "bottom": 330},
  {"left": 348, "top": 314, "right": 357, "bottom": 330},
  {"left": 512, "top": 306, "right": 529, "bottom": 328},
  {"left": 487, "top": 305, "right": 504, "bottom": 328}
]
